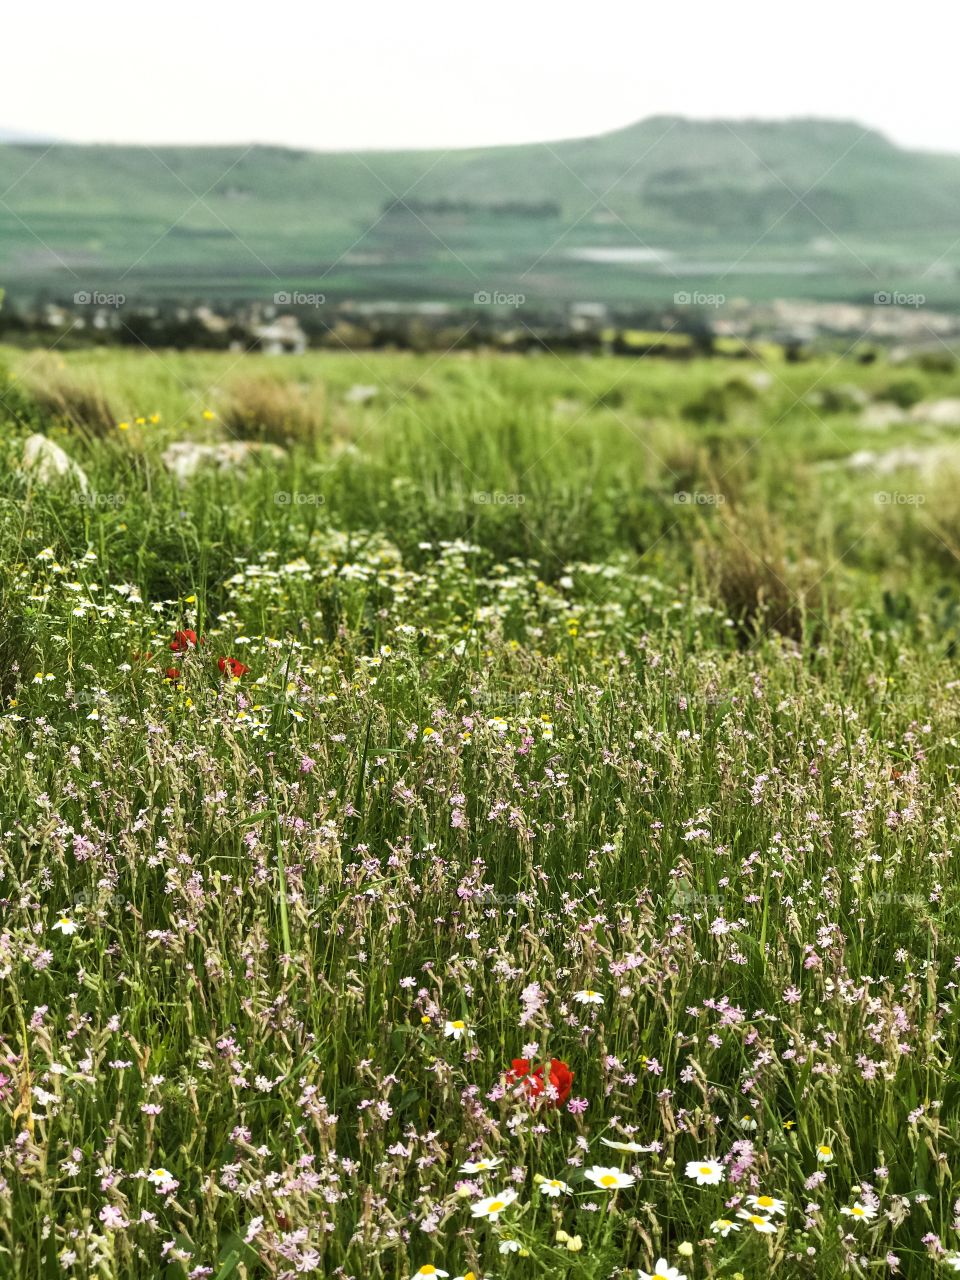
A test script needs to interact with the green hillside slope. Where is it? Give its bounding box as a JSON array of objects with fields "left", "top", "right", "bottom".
[{"left": 1, "top": 116, "right": 958, "bottom": 306}]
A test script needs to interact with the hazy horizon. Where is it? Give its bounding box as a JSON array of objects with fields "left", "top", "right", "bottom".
[
  {"left": 10, "top": 0, "right": 960, "bottom": 154},
  {"left": 4, "top": 111, "right": 959, "bottom": 159}
]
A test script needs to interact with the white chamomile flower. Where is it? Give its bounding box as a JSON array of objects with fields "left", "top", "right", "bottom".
[
  {"left": 746, "top": 1193, "right": 786, "bottom": 1216},
  {"left": 737, "top": 1211, "right": 777, "bottom": 1234},
  {"left": 459, "top": 1157, "right": 502, "bottom": 1174},
  {"left": 470, "top": 1188, "right": 518, "bottom": 1220},
  {"left": 411, "top": 1268, "right": 449, "bottom": 1279},
  {"left": 601, "top": 1138, "right": 653, "bottom": 1153},
  {"left": 444, "top": 1020, "right": 470, "bottom": 1041},
  {"left": 816, "top": 1144, "right": 834, "bottom": 1164},
  {"left": 584, "top": 1165, "right": 635, "bottom": 1190},
  {"left": 573, "top": 988, "right": 604, "bottom": 1004},
  {"left": 538, "top": 1177, "right": 572, "bottom": 1197},
  {"left": 710, "top": 1217, "right": 740, "bottom": 1237},
  {"left": 638, "top": 1259, "right": 687, "bottom": 1280},
  {"left": 498, "top": 1239, "right": 523, "bottom": 1254},
  {"left": 943, "top": 1256, "right": 960, "bottom": 1272},
  {"left": 147, "top": 1168, "right": 174, "bottom": 1186},
  {"left": 52, "top": 914, "right": 78, "bottom": 935},
  {"left": 840, "top": 1202, "right": 876, "bottom": 1222},
  {"left": 685, "top": 1159, "right": 724, "bottom": 1186}
]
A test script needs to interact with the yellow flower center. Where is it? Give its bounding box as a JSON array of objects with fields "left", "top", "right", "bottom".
[
  {"left": 488, "top": 1200, "right": 504, "bottom": 1212},
  {"left": 757, "top": 1196, "right": 773, "bottom": 1207},
  {"left": 599, "top": 1174, "right": 618, "bottom": 1187},
  {"left": 451, "top": 1020, "right": 464, "bottom": 1029},
  {"left": 699, "top": 1165, "right": 713, "bottom": 1175}
]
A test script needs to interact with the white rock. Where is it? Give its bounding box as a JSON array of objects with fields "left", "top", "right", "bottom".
[
  {"left": 343, "top": 384, "right": 378, "bottom": 404},
  {"left": 910, "top": 398, "right": 960, "bottom": 427},
  {"left": 161, "top": 441, "right": 287, "bottom": 482},
  {"left": 860, "top": 402, "right": 908, "bottom": 429},
  {"left": 22, "top": 433, "right": 89, "bottom": 492},
  {"left": 845, "top": 442, "right": 960, "bottom": 476}
]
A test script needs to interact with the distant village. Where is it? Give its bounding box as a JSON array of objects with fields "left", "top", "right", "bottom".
[{"left": 2, "top": 294, "right": 959, "bottom": 361}]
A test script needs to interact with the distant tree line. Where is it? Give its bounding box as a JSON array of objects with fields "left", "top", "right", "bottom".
[{"left": 382, "top": 198, "right": 561, "bottom": 219}]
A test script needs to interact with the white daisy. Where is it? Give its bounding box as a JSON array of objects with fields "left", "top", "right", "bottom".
[
  {"left": 459, "top": 1157, "right": 502, "bottom": 1174},
  {"left": 411, "top": 1268, "right": 449, "bottom": 1279},
  {"left": 736, "top": 1211, "right": 777, "bottom": 1234},
  {"left": 685, "top": 1159, "right": 724, "bottom": 1186},
  {"left": 601, "top": 1137, "right": 654, "bottom": 1153},
  {"left": 746, "top": 1193, "right": 786, "bottom": 1216},
  {"left": 638, "top": 1259, "right": 687, "bottom": 1280},
  {"left": 840, "top": 1202, "right": 876, "bottom": 1222},
  {"left": 470, "top": 1188, "right": 518, "bottom": 1219},
  {"left": 943, "top": 1256, "right": 960, "bottom": 1272},
  {"left": 710, "top": 1217, "right": 740, "bottom": 1237},
  {"left": 584, "top": 1165, "right": 635, "bottom": 1190},
  {"left": 816, "top": 1144, "right": 834, "bottom": 1164},
  {"left": 444, "top": 1020, "right": 470, "bottom": 1040},
  {"left": 538, "top": 1177, "right": 572, "bottom": 1197},
  {"left": 52, "top": 914, "right": 78, "bottom": 936},
  {"left": 147, "top": 1168, "right": 174, "bottom": 1186},
  {"left": 573, "top": 989, "right": 604, "bottom": 1004},
  {"left": 498, "top": 1239, "right": 521, "bottom": 1254}
]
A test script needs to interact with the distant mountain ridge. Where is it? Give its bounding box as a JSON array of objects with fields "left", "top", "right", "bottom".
[{"left": 1, "top": 116, "right": 958, "bottom": 307}]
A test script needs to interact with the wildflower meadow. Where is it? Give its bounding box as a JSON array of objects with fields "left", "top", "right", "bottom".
[{"left": 5, "top": 345, "right": 960, "bottom": 1279}]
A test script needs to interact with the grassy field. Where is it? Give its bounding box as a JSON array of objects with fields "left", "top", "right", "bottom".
[{"left": 5, "top": 343, "right": 960, "bottom": 1278}]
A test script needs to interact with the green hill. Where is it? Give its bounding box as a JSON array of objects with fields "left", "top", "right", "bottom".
[{"left": 2, "top": 116, "right": 959, "bottom": 307}]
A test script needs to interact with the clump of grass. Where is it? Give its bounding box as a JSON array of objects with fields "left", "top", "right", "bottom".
[
  {"left": 699, "top": 508, "right": 811, "bottom": 642},
  {"left": 220, "top": 375, "right": 325, "bottom": 446},
  {"left": 20, "top": 356, "right": 118, "bottom": 438}
]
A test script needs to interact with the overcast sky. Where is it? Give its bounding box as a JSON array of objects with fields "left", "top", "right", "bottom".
[{"left": 9, "top": 2, "right": 960, "bottom": 154}]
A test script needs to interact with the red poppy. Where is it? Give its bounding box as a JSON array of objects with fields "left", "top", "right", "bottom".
[
  {"left": 218, "top": 656, "right": 249, "bottom": 678},
  {"left": 170, "top": 629, "right": 203, "bottom": 652},
  {"left": 164, "top": 667, "right": 181, "bottom": 681},
  {"left": 505, "top": 1057, "right": 573, "bottom": 1107}
]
